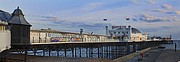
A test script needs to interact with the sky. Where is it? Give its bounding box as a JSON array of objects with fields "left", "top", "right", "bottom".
[{"left": 1, "top": 0, "right": 180, "bottom": 40}]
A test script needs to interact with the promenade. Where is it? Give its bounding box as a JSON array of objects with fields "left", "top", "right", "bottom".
[{"left": 126, "top": 48, "right": 180, "bottom": 62}]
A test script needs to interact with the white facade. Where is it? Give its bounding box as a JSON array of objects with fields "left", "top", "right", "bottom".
[
  {"left": 108, "top": 26, "right": 148, "bottom": 42},
  {"left": 131, "top": 33, "right": 148, "bottom": 41},
  {"left": 30, "top": 29, "right": 118, "bottom": 44},
  {"left": 0, "top": 21, "right": 11, "bottom": 53}
]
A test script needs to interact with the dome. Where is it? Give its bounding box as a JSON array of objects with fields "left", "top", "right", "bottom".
[
  {"left": 8, "top": 7, "right": 31, "bottom": 26},
  {"left": 0, "top": 10, "right": 11, "bottom": 22},
  {"left": 132, "top": 28, "right": 141, "bottom": 33},
  {"left": 12, "top": 7, "right": 24, "bottom": 16}
]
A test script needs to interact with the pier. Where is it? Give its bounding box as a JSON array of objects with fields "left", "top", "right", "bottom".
[
  {"left": 0, "top": 7, "right": 175, "bottom": 62},
  {"left": 8, "top": 41, "right": 171, "bottom": 62}
]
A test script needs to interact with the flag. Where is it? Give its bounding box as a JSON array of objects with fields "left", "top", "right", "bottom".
[
  {"left": 126, "top": 17, "right": 130, "bottom": 20},
  {"left": 103, "top": 19, "right": 107, "bottom": 21}
]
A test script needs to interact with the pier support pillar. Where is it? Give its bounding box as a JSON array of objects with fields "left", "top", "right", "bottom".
[
  {"left": 64, "top": 48, "right": 67, "bottom": 57},
  {"left": 72, "top": 48, "right": 74, "bottom": 57}
]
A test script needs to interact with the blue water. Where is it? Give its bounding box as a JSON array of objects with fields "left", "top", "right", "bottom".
[{"left": 161, "top": 40, "right": 180, "bottom": 50}]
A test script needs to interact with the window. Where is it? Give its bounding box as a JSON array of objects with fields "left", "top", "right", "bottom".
[
  {"left": 114, "top": 32, "right": 116, "bottom": 34},
  {"left": 118, "top": 32, "right": 120, "bottom": 34},
  {"left": 126, "top": 32, "right": 128, "bottom": 34}
]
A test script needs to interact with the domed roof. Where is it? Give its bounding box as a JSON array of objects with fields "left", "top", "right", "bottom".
[
  {"left": 0, "top": 10, "right": 11, "bottom": 22},
  {"left": 8, "top": 7, "right": 31, "bottom": 26},
  {"left": 12, "top": 7, "right": 24, "bottom": 16},
  {"left": 132, "top": 28, "right": 141, "bottom": 33}
]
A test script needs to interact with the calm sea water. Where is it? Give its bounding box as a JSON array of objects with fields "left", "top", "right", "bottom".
[{"left": 160, "top": 40, "right": 180, "bottom": 50}]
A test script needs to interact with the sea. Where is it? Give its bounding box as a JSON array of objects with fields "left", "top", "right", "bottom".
[{"left": 160, "top": 40, "right": 180, "bottom": 50}]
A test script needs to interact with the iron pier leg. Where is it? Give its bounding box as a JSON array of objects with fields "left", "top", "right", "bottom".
[
  {"left": 98, "top": 47, "right": 100, "bottom": 58},
  {"left": 57, "top": 49, "right": 59, "bottom": 57},
  {"left": 102, "top": 46, "right": 104, "bottom": 58},
  {"left": 64, "top": 48, "right": 67, "bottom": 57},
  {"left": 86, "top": 48, "right": 88, "bottom": 58},
  {"left": 75, "top": 47, "right": 76, "bottom": 57},
  {"left": 34, "top": 49, "right": 37, "bottom": 56},
  {"left": 72, "top": 48, "right": 74, "bottom": 57},
  {"left": 79, "top": 47, "right": 81, "bottom": 57},
  {"left": 49, "top": 49, "right": 51, "bottom": 56},
  {"left": 43, "top": 49, "right": 45, "bottom": 56},
  {"left": 24, "top": 46, "right": 27, "bottom": 62},
  {"left": 89, "top": 48, "right": 91, "bottom": 57},
  {"left": 106, "top": 46, "right": 108, "bottom": 59}
]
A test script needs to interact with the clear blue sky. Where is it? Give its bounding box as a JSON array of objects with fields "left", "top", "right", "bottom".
[{"left": 1, "top": 0, "right": 180, "bottom": 39}]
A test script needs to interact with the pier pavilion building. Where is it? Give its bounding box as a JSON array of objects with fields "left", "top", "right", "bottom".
[
  {"left": 30, "top": 28, "right": 117, "bottom": 44},
  {"left": 107, "top": 26, "right": 148, "bottom": 42},
  {"left": 0, "top": 6, "right": 31, "bottom": 56}
]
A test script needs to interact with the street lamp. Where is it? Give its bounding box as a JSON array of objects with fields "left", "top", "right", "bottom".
[
  {"left": 103, "top": 19, "right": 108, "bottom": 35},
  {"left": 80, "top": 29, "right": 83, "bottom": 42}
]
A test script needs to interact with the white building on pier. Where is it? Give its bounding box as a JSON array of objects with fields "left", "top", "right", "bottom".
[
  {"left": 107, "top": 26, "right": 148, "bottom": 42},
  {"left": 30, "top": 29, "right": 118, "bottom": 44}
]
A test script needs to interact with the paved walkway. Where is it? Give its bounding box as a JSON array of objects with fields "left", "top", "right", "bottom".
[{"left": 126, "top": 48, "right": 180, "bottom": 62}]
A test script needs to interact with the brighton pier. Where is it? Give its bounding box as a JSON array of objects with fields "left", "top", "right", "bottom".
[{"left": 0, "top": 7, "right": 172, "bottom": 62}]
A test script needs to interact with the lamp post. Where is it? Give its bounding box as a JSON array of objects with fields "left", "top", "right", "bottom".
[
  {"left": 103, "top": 19, "right": 108, "bottom": 35},
  {"left": 80, "top": 29, "right": 83, "bottom": 42}
]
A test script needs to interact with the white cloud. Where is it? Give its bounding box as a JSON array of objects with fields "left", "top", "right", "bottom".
[
  {"left": 131, "top": 21, "right": 180, "bottom": 39},
  {"left": 174, "top": 10, "right": 180, "bottom": 14},
  {"left": 23, "top": 0, "right": 180, "bottom": 39},
  {"left": 145, "top": 0, "right": 155, "bottom": 4},
  {"left": 161, "top": 4, "right": 173, "bottom": 10},
  {"left": 131, "top": 0, "right": 156, "bottom": 4},
  {"left": 151, "top": 9, "right": 167, "bottom": 13},
  {"left": 131, "top": 0, "right": 140, "bottom": 4},
  {"left": 133, "top": 13, "right": 177, "bottom": 23},
  {"left": 82, "top": 2, "right": 104, "bottom": 11}
]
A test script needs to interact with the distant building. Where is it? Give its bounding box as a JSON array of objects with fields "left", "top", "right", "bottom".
[
  {"left": 107, "top": 26, "right": 148, "bottom": 42},
  {"left": 0, "top": 10, "right": 11, "bottom": 58}
]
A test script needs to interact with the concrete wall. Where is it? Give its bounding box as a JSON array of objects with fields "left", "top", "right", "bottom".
[{"left": 0, "top": 30, "right": 11, "bottom": 53}]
